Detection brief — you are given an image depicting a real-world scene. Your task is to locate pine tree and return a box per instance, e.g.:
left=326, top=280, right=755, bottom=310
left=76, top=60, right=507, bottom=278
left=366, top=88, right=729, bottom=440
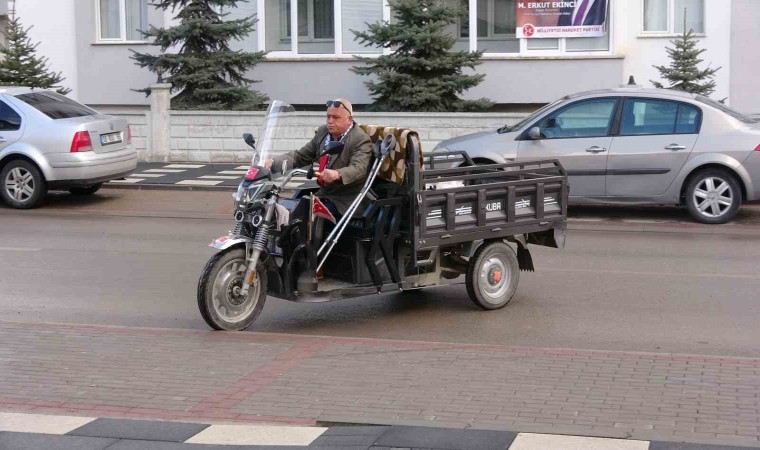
left=131, top=0, right=267, bottom=111
left=651, top=13, right=719, bottom=96
left=352, top=0, right=492, bottom=112
left=0, top=13, right=71, bottom=95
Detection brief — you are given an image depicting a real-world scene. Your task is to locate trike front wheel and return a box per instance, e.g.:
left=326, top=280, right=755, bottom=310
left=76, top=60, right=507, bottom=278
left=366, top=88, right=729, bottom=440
left=197, top=247, right=267, bottom=330
left=466, top=241, right=519, bottom=310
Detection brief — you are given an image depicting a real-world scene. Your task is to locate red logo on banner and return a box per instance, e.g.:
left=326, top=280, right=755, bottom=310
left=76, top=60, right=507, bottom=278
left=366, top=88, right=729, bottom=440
left=523, top=24, right=535, bottom=37
left=312, top=196, right=336, bottom=224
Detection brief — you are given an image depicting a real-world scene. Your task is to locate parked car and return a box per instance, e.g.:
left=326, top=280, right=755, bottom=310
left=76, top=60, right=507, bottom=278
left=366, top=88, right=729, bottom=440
left=433, top=87, right=760, bottom=224
left=0, top=87, right=137, bottom=209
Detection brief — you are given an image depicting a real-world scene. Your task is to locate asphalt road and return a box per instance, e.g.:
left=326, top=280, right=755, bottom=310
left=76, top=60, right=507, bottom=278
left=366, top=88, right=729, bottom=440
left=1, top=189, right=759, bottom=357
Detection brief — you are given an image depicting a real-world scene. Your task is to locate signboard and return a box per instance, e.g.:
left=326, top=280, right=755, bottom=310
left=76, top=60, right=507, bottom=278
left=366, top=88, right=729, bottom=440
left=516, top=0, right=609, bottom=38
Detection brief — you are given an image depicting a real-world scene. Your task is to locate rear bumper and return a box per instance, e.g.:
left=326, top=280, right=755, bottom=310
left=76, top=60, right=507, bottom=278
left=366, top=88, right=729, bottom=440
left=43, top=149, right=138, bottom=186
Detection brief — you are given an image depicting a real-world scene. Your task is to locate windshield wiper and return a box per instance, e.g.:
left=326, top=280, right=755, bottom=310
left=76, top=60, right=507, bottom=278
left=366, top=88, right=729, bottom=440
left=497, top=125, right=511, bottom=133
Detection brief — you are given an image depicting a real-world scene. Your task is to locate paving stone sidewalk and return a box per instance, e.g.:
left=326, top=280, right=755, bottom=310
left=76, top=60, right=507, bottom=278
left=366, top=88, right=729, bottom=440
left=1, top=321, right=759, bottom=448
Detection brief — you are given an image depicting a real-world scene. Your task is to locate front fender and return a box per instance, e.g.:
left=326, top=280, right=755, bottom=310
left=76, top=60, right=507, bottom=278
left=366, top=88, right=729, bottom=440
left=210, top=235, right=253, bottom=251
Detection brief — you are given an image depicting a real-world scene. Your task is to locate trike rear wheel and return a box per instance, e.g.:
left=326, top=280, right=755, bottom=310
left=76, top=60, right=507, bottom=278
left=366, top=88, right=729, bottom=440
left=466, top=241, right=519, bottom=310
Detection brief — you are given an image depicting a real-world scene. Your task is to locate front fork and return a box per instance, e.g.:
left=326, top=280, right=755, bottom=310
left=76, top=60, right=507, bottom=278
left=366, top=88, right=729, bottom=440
left=239, top=195, right=278, bottom=297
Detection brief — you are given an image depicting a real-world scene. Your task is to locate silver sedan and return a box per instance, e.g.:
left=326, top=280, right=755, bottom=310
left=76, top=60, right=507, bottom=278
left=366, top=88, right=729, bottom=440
left=433, top=87, right=760, bottom=224
left=0, top=87, right=137, bottom=209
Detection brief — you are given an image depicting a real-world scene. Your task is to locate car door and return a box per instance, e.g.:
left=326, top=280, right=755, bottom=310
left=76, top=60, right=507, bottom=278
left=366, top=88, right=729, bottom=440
left=517, top=97, right=619, bottom=198
left=605, top=98, right=700, bottom=197
left=0, top=97, right=24, bottom=152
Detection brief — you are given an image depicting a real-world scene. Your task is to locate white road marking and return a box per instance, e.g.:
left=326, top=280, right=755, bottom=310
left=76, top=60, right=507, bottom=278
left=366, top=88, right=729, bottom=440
left=142, top=169, right=186, bottom=173
left=199, top=175, right=240, bottom=180
left=0, top=412, right=96, bottom=434
left=235, top=165, right=251, bottom=169
left=108, top=178, right=144, bottom=183
left=185, top=424, right=327, bottom=446
left=218, top=170, right=249, bottom=175
left=164, top=164, right=206, bottom=168
left=175, top=180, right=224, bottom=186
left=132, top=173, right=165, bottom=178
left=508, top=433, right=649, bottom=450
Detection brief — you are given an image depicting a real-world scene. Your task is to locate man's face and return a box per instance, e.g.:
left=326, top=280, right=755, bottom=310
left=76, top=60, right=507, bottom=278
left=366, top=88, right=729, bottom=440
left=326, top=105, right=352, bottom=136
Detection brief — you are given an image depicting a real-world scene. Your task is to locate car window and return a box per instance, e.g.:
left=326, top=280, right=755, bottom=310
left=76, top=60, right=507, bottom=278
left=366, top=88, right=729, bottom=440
left=675, top=104, right=701, bottom=134
left=538, top=98, right=618, bottom=139
left=620, top=99, right=679, bottom=136
left=14, top=91, right=97, bottom=120
left=0, top=100, right=22, bottom=131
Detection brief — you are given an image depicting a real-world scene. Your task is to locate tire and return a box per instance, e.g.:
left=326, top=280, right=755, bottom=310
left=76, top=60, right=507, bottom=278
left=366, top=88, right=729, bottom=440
left=0, top=159, right=47, bottom=209
left=197, top=247, right=267, bottom=331
left=466, top=241, right=520, bottom=310
left=685, top=168, right=742, bottom=224
left=69, top=183, right=103, bottom=196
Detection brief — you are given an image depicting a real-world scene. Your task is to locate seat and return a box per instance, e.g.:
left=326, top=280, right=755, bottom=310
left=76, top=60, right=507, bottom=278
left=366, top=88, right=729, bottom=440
left=323, top=125, right=423, bottom=287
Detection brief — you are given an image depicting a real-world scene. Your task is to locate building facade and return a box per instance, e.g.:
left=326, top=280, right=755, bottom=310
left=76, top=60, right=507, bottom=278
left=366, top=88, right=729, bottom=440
left=10, top=0, right=760, bottom=113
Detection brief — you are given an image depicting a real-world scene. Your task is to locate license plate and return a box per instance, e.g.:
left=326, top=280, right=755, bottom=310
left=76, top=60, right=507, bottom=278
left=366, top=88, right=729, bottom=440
left=100, top=132, right=122, bottom=146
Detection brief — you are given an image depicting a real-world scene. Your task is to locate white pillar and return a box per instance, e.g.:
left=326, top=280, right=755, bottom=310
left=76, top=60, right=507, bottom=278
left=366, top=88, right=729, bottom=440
left=149, top=83, right=172, bottom=162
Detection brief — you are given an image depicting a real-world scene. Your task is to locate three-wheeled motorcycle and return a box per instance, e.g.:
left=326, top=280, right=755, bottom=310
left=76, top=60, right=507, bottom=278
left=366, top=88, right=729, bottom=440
left=197, top=101, right=569, bottom=331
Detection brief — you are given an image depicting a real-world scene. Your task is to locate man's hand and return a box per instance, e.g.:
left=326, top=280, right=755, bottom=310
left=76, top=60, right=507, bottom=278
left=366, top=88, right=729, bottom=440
left=263, top=159, right=274, bottom=169
left=314, top=168, right=341, bottom=184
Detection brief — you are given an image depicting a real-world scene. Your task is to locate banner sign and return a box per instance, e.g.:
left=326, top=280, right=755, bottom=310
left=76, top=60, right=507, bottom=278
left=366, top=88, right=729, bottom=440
left=516, top=0, right=609, bottom=38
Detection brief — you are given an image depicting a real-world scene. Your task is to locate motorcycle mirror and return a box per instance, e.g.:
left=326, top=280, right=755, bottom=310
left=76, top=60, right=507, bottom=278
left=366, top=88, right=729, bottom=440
left=324, top=141, right=344, bottom=155
left=243, top=133, right=256, bottom=148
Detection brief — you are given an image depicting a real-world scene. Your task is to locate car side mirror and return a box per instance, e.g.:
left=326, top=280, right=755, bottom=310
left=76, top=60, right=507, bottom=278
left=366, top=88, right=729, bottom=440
left=243, top=133, right=256, bottom=148
left=528, top=127, right=543, bottom=140
left=324, top=141, right=345, bottom=155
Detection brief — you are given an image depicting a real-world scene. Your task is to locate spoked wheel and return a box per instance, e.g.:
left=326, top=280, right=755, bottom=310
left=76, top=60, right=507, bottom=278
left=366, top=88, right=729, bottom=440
left=466, top=241, right=520, bottom=310
left=685, top=168, right=741, bottom=224
left=197, top=247, right=267, bottom=331
left=1, top=160, right=47, bottom=209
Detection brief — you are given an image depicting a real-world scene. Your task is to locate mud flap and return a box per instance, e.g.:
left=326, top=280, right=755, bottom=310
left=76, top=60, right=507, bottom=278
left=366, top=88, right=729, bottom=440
left=516, top=245, right=535, bottom=272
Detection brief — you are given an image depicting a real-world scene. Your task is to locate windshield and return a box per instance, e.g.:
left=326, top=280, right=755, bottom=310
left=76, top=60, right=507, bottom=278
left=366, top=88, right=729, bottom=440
left=696, top=96, right=759, bottom=124
left=252, top=100, right=298, bottom=170
left=502, top=98, right=566, bottom=132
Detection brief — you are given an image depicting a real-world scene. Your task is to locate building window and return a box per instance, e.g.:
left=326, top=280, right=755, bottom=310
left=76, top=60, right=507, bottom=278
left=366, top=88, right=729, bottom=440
left=643, top=0, right=704, bottom=34
left=97, top=0, right=148, bottom=41
left=273, top=0, right=335, bottom=53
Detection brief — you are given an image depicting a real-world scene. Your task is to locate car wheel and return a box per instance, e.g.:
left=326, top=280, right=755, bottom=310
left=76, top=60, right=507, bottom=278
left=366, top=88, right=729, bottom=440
left=69, top=183, right=103, bottom=196
left=0, top=159, right=47, bottom=209
left=685, top=168, right=741, bottom=224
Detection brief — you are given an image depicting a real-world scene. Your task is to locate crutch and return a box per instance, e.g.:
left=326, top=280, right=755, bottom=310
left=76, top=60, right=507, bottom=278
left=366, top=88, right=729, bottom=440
left=316, top=134, right=396, bottom=273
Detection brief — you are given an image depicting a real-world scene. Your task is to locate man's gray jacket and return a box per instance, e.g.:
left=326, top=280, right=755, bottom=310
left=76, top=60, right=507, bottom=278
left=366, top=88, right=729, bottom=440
left=271, top=123, right=373, bottom=215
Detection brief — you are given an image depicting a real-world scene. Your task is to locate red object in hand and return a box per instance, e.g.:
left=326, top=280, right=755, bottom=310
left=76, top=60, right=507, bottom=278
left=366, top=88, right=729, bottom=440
left=317, top=155, right=329, bottom=186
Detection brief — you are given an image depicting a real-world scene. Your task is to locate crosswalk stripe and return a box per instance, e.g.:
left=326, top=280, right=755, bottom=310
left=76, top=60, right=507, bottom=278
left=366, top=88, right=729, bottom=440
left=235, top=165, right=250, bottom=170
left=164, top=164, right=206, bottom=168
left=142, top=169, right=186, bottom=173
left=175, top=180, right=224, bottom=186
left=508, top=433, right=649, bottom=450
left=218, top=170, right=249, bottom=175
left=0, top=412, right=96, bottom=435
left=133, top=173, right=165, bottom=178
left=199, top=175, right=241, bottom=180
left=185, top=424, right=327, bottom=446
left=109, top=178, right=144, bottom=183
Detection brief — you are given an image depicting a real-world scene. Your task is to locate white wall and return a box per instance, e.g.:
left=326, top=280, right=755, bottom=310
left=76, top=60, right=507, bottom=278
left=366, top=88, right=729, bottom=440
left=615, top=0, right=732, bottom=103
left=14, top=0, right=79, bottom=98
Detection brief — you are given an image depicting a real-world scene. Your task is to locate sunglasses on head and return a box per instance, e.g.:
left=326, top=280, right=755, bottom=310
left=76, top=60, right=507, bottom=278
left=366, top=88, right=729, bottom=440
left=326, top=100, right=351, bottom=114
